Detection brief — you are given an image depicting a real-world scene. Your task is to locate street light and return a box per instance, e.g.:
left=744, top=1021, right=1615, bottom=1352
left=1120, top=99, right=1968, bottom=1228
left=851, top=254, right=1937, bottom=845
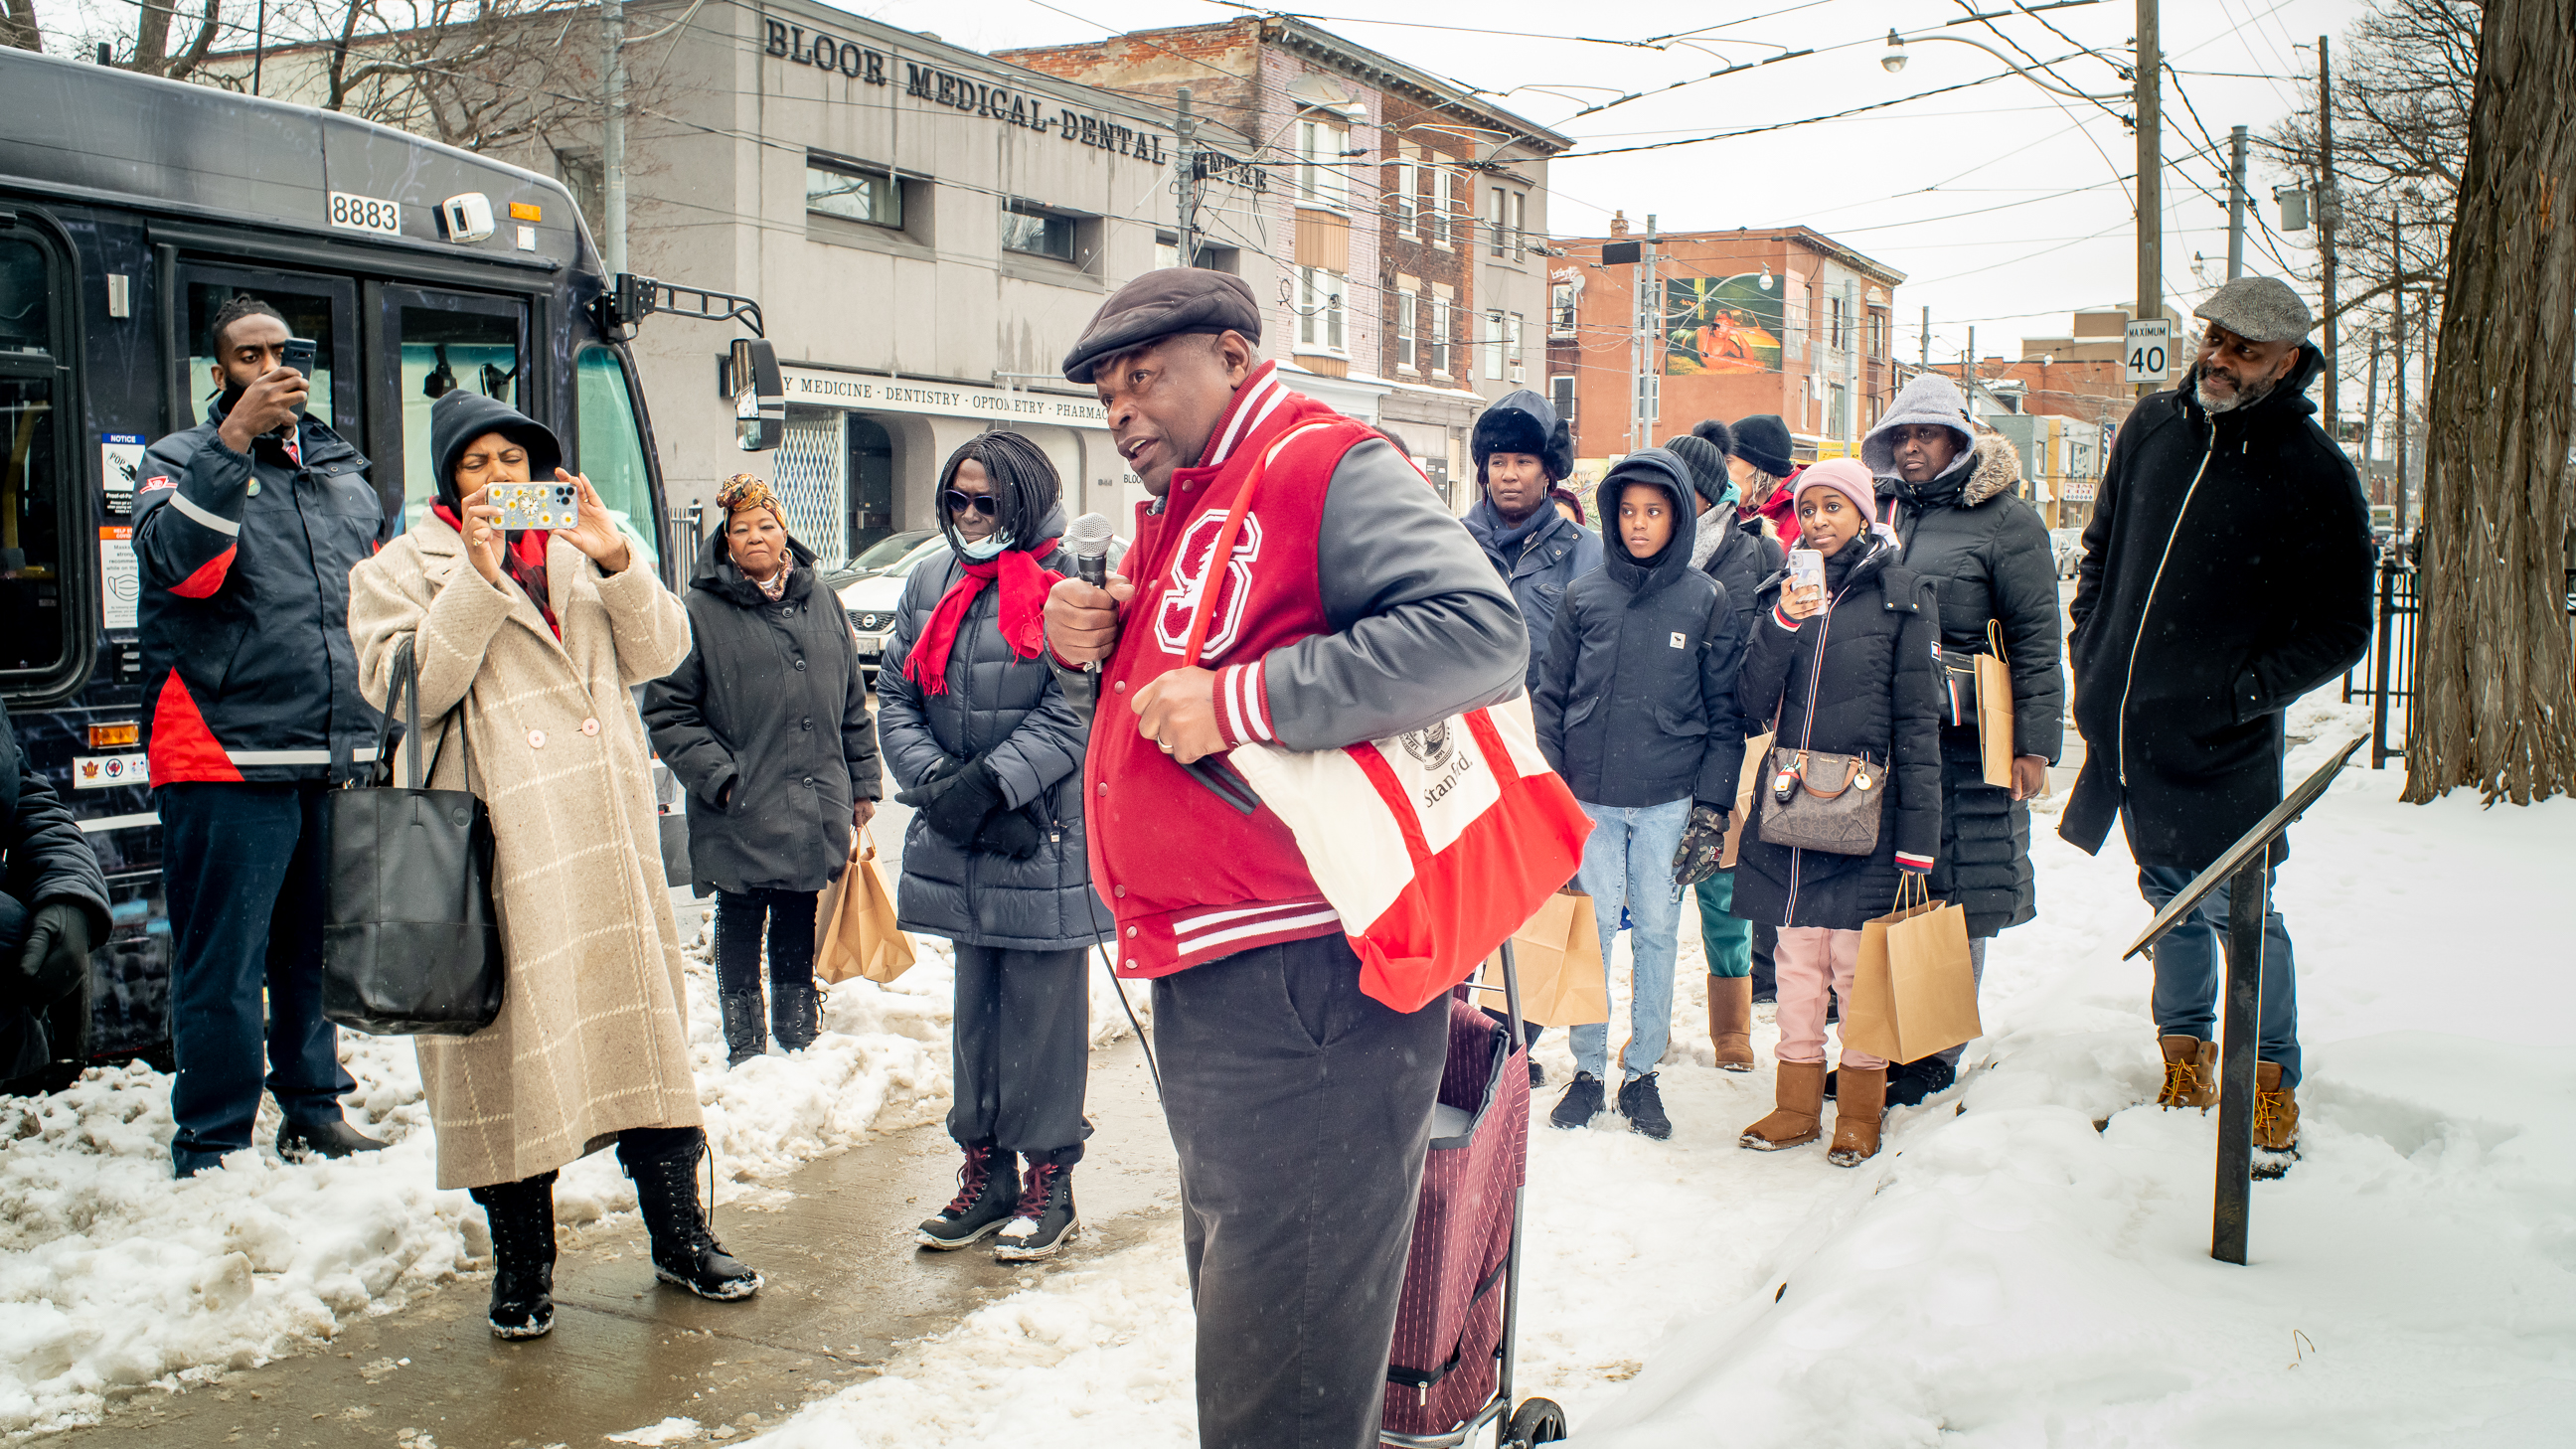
left=1879, top=28, right=2128, bottom=100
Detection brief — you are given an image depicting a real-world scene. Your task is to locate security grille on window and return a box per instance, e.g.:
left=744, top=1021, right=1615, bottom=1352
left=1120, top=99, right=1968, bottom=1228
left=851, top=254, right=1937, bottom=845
left=1431, top=295, right=1452, bottom=375
left=1550, top=281, right=1577, bottom=338
left=1296, top=267, right=1346, bottom=355
left=1297, top=118, right=1349, bottom=210
left=806, top=158, right=902, bottom=229
left=1395, top=288, right=1418, bottom=370
left=1003, top=203, right=1076, bottom=261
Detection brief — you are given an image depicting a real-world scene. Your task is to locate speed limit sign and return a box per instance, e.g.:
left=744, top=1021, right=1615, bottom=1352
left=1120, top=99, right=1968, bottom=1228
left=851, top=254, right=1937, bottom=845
left=2125, top=319, right=2173, bottom=383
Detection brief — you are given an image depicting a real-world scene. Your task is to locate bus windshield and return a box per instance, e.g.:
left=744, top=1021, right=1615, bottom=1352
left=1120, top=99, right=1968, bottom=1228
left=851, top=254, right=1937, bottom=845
left=576, top=346, right=659, bottom=573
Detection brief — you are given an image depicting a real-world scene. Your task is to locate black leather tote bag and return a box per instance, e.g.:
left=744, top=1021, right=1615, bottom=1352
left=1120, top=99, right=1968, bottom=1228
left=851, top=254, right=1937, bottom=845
left=322, top=637, right=506, bottom=1035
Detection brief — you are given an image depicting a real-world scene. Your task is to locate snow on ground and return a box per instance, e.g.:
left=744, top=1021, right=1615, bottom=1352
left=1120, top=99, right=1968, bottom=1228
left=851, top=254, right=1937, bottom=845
left=0, top=868, right=1142, bottom=1436
left=732, top=695, right=2576, bottom=1448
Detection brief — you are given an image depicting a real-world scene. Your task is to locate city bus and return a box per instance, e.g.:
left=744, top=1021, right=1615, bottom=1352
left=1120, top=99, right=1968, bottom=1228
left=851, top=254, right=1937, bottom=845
left=0, top=47, right=774, bottom=1088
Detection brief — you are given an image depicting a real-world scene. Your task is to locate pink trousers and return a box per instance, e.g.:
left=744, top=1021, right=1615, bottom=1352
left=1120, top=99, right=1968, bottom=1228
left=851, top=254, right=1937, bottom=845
left=1773, top=925, right=1886, bottom=1071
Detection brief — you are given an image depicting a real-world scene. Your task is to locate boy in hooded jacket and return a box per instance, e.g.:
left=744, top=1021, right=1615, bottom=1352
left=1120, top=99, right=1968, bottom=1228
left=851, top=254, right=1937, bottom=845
left=1730, top=460, right=1944, bottom=1167
left=1532, top=448, right=1746, bottom=1141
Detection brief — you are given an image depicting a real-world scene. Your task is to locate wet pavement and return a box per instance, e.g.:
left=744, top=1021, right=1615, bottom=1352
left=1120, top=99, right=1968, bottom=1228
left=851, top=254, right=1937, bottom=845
left=62, top=1035, right=1177, bottom=1447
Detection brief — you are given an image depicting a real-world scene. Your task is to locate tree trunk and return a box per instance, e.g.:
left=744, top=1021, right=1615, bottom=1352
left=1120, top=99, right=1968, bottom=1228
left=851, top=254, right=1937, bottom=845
left=2405, top=0, right=2576, bottom=804
left=132, top=0, right=172, bottom=72
left=3, top=0, right=41, bottom=52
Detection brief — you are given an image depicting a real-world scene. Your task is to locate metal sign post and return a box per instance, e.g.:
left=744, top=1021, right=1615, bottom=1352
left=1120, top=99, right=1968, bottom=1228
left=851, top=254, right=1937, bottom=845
left=2124, top=735, right=2364, bottom=1265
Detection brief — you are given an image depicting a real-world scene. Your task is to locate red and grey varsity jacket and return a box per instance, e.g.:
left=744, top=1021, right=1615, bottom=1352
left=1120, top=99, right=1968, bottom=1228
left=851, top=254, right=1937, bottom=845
left=131, top=399, right=384, bottom=786
left=1080, top=363, right=1528, bottom=978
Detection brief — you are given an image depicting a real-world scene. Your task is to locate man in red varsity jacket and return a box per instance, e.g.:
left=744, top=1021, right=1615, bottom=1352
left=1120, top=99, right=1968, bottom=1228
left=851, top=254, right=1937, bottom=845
left=1046, top=270, right=1527, bottom=1449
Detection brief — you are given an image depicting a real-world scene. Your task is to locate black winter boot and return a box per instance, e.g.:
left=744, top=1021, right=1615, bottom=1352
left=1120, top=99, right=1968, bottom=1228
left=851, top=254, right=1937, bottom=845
left=468, top=1171, right=558, bottom=1340
left=994, top=1160, right=1079, bottom=1262
left=720, top=988, right=768, bottom=1068
left=916, top=1143, right=1020, bottom=1249
left=629, top=1147, right=762, bottom=1301
left=1617, top=1071, right=1673, bottom=1141
left=770, top=975, right=820, bottom=1054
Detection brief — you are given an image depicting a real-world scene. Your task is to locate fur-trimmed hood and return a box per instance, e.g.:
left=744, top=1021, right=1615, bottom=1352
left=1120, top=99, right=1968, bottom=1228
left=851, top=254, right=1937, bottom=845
left=1877, top=433, right=2023, bottom=514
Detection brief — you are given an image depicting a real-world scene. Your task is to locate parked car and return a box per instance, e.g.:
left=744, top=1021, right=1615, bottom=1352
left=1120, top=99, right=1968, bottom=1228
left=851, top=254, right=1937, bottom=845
left=2049, top=527, right=2086, bottom=580
left=837, top=533, right=953, bottom=682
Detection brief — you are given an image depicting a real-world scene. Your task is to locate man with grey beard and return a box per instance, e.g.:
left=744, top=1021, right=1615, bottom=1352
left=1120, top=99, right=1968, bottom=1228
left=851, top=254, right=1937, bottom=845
left=2059, top=276, right=2372, bottom=1166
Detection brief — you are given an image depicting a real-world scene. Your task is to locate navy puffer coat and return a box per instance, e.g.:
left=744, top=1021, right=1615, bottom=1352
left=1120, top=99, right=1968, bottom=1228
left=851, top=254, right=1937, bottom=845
left=877, top=508, right=1110, bottom=953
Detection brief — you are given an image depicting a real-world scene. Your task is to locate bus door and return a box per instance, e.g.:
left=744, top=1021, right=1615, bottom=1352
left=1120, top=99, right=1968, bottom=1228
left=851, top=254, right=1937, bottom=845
left=170, top=262, right=361, bottom=443
left=369, top=283, right=528, bottom=536
left=0, top=220, right=89, bottom=707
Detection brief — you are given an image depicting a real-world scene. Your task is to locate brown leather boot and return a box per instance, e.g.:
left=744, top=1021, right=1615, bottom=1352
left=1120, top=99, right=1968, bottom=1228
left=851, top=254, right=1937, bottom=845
left=2157, top=1036, right=2218, bottom=1110
left=1708, top=974, right=1755, bottom=1072
left=2253, top=1061, right=2300, bottom=1152
left=1828, top=1065, right=1888, bottom=1167
left=1740, top=1060, right=1825, bottom=1150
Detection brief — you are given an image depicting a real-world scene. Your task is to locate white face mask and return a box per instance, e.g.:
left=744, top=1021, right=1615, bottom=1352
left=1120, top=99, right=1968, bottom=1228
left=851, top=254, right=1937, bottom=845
left=959, top=529, right=1013, bottom=562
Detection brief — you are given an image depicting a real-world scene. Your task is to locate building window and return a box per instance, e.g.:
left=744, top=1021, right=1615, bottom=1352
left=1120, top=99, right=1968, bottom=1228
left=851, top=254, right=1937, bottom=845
left=1511, top=191, right=1528, bottom=261
left=1549, top=281, right=1577, bottom=338
left=1002, top=202, right=1076, bottom=261
left=1155, top=233, right=1180, bottom=271
left=1829, top=383, right=1850, bottom=439
left=1489, top=187, right=1507, bottom=257
left=1296, top=266, right=1347, bottom=355
left=1392, top=153, right=1417, bottom=235
left=1828, top=293, right=1851, bottom=352
left=1297, top=117, right=1350, bottom=211
left=1480, top=310, right=1501, bottom=381
left=1507, top=312, right=1525, bottom=385
left=1431, top=167, right=1453, bottom=249
left=807, top=157, right=902, bottom=229
left=1431, top=295, right=1452, bottom=376
left=1548, top=374, right=1576, bottom=427
left=1395, top=287, right=1418, bottom=371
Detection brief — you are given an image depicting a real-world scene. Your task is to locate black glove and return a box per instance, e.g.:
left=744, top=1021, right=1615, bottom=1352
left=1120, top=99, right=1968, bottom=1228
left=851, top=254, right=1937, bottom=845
left=1672, top=803, right=1731, bottom=886
left=974, top=807, right=1046, bottom=860
left=897, top=756, right=1005, bottom=846
left=13, top=902, right=94, bottom=1004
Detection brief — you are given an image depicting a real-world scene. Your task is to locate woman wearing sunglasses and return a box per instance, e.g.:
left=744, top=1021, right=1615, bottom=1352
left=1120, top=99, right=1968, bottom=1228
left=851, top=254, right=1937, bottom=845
left=879, top=430, right=1109, bottom=1263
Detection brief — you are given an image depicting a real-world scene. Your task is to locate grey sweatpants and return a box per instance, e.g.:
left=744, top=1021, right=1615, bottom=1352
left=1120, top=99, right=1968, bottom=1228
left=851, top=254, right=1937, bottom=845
left=1153, top=933, right=1448, bottom=1449
left=947, top=944, right=1092, bottom=1162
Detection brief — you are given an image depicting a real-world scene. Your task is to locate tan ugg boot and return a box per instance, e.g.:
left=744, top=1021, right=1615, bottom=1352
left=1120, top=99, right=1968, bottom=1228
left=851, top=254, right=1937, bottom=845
left=2253, top=1061, right=2300, bottom=1152
left=1740, top=1060, right=1825, bottom=1150
left=1827, top=1065, right=1888, bottom=1167
left=1708, top=974, right=1755, bottom=1072
left=2157, top=1036, right=2218, bottom=1110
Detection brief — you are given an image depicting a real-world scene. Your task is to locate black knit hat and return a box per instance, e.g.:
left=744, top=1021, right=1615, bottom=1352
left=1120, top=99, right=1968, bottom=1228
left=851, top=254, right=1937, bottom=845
left=1730, top=413, right=1796, bottom=478
left=1662, top=434, right=1733, bottom=508
left=1690, top=417, right=1735, bottom=459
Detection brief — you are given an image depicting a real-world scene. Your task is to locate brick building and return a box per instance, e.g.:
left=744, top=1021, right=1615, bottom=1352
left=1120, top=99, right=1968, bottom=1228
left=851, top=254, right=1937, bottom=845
left=1545, top=220, right=1903, bottom=471
left=1002, top=16, right=1567, bottom=510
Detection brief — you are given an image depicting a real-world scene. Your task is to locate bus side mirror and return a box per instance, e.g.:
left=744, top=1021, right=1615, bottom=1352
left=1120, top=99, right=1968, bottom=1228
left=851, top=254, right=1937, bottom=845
left=730, top=338, right=783, bottom=451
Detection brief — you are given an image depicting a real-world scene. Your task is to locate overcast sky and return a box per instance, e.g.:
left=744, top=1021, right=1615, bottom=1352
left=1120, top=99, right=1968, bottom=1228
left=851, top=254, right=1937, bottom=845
left=847, top=0, right=2375, bottom=366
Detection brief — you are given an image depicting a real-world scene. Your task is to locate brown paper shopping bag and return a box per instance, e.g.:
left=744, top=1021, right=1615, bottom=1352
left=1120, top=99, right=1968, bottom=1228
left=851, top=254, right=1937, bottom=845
left=1473, top=889, right=1610, bottom=1027
left=1720, top=730, right=1774, bottom=870
left=1976, top=619, right=2016, bottom=790
left=1843, top=876, right=1980, bottom=1062
left=815, top=837, right=916, bottom=986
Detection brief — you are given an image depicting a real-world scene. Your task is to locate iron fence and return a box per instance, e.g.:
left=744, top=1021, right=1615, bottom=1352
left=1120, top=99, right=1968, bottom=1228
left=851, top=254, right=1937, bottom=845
left=2341, top=557, right=2418, bottom=769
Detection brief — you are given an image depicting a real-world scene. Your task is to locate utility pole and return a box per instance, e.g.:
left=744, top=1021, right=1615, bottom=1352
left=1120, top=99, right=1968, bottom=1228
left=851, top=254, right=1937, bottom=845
left=2226, top=124, right=2248, bottom=281
left=1963, top=326, right=1976, bottom=419
left=2134, top=0, right=2161, bottom=402
left=1920, top=304, right=1931, bottom=373
left=1844, top=277, right=1860, bottom=455
left=1630, top=215, right=1660, bottom=455
left=1174, top=86, right=1200, bottom=267
left=2392, top=222, right=2408, bottom=544
left=2362, top=329, right=2382, bottom=492
left=604, top=0, right=628, bottom=277
left=2318, top=35, right=2338, bottom=443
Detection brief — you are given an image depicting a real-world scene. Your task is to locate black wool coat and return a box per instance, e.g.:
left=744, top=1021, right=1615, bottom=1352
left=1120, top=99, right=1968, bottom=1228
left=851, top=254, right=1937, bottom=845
left=1533, top=457, right=1747, bottom=810
left=1, top=700, right=111, bottom=1070
left=642, top=535, right=882, bottom=895
left=877, top=528, right=1110, bottom=954
left=1702, top=515, right=1787, bottom=642
left=1878, top=437, right=2065, bottom=937
left=1731, top=535, right=1946, bottom=932
left=2062, top=346, right=2372, bottom=870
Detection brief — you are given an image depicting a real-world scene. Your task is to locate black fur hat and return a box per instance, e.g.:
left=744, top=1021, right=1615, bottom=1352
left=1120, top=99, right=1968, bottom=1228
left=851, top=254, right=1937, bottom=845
left=1471, top=389, right=1574, bottom=484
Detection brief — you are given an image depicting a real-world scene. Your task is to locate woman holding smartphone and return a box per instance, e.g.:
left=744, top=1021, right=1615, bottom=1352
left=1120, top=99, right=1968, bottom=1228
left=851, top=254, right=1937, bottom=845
left=347, top=390, right=760, bottom=1342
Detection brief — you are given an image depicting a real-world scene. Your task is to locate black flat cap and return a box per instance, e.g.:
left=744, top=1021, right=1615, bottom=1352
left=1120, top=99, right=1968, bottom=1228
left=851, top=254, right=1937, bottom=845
left=1062, top=267, right=1262, bottom=384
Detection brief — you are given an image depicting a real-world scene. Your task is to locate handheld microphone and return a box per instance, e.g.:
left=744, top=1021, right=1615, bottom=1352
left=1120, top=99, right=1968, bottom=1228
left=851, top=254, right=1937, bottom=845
left=1067, top=512, right=1116, bottom=588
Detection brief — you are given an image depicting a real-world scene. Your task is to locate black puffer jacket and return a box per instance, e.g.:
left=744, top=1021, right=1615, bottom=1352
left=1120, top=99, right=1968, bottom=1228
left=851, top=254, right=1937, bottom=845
left=1532, top=450, right=1746, bottom=809
left=2063, top=345, right=2371, bottom=870
left=1, top=700, right=110, bottom=1070
left=878, top=516, right=1109, bottom=953
left=1874, top=437, right=2064, bottom=936
left=642, top=533, right=881, bottom=895
left=1731, top=534, right=1945, bottom=931
left=1702, top=517, right=1786, bottom=642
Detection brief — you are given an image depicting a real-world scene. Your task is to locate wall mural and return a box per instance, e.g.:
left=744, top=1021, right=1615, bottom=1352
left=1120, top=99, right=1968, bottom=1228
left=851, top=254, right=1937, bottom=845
left=1663, top=274, right=1783, bottom=375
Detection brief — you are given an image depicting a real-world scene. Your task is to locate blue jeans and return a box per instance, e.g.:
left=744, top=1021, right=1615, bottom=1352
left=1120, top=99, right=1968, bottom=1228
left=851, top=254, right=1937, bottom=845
left=1571, top=798, right=1690, bottom=1082
left=160, top=782, right=357, bottom=1175
left=2138, top=865, right=2301, bottom=1088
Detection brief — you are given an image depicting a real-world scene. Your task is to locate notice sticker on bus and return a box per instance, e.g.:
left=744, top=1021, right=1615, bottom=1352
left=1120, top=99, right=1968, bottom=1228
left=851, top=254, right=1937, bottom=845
left=328, top=191, right=402, bottom=237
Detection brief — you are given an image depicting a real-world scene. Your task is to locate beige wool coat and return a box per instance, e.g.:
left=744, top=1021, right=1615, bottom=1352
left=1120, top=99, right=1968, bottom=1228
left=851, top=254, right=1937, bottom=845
left=347, top=514, right=701, bottom=1191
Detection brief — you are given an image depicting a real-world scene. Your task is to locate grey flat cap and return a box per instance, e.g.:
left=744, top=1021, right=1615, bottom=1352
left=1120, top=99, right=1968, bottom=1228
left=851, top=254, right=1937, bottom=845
left=2193, top=276, right=2314, bottom=343
left=1062, top=267, right=1262, bottom=384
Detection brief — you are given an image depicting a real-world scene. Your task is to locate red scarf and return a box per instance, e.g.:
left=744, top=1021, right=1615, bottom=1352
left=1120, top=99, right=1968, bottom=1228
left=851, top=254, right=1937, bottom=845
left=904, top=544, right=1062, bottom=697
left=432, top=503, right=560, bottom=639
